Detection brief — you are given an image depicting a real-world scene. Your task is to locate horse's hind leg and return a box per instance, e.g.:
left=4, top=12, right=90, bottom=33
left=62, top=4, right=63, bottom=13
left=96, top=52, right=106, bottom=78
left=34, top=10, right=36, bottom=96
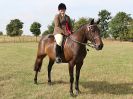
left=34, top=54, right=46, bottom=84
left=47, top=59, right=55, bottom=85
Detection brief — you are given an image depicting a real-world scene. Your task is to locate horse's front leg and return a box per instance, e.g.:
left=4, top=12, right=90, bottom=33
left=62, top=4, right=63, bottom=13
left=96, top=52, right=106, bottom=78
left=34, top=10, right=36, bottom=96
left=68, top=62, right=75, bottom=96
left=75, top=61, right=83, bottom=95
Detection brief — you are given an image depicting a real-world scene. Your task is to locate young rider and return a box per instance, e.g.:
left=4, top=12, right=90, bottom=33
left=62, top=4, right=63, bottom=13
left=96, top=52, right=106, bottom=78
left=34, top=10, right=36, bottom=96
left=53, top=3, right=73, bottom=63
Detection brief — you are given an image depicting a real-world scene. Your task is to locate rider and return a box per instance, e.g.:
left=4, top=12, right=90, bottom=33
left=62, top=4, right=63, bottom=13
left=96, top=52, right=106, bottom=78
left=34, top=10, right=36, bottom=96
left=53, top=3, right=73, bottom=63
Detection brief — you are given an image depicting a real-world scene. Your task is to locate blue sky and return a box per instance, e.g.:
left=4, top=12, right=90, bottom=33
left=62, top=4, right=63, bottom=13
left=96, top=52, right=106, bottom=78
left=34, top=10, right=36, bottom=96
left=0, top=0, right=133, bottom=35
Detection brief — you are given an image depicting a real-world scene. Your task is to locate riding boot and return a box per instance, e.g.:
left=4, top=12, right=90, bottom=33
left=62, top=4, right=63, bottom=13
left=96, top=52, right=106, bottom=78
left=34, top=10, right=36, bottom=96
left=55, top=44, right=62, bottom=63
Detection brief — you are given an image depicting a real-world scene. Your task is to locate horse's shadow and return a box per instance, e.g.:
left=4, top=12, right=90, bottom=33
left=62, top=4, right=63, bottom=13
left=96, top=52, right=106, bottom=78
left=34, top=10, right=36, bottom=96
left=37, top=80, right=133, bottom=95
left=81, top=81, right=133, bottom=95
left=38, top=80, right=68, bottom=85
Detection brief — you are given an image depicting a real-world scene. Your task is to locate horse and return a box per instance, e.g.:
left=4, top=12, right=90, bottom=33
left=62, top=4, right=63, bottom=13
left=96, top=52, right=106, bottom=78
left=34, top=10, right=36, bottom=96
left=34, top=19, right=103, bottom=96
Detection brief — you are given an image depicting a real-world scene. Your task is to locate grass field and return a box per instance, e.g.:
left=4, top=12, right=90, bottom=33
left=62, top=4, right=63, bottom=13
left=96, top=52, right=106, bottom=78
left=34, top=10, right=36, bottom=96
left=0, top=40, right=133, bottom=99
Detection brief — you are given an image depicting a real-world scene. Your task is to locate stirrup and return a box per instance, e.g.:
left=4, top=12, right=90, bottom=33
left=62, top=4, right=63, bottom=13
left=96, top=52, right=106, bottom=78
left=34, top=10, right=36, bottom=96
left=55, top=57, right=62, bottom=63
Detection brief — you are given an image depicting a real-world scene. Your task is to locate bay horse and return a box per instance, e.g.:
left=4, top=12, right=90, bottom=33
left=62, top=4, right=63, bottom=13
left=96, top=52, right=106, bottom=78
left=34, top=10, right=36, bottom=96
left=34, top=19, right=103, bottom=96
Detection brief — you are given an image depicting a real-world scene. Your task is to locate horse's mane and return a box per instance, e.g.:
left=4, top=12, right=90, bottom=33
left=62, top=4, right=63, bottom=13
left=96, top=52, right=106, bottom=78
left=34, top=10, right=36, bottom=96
left=73, top=24, right=87, bottom=34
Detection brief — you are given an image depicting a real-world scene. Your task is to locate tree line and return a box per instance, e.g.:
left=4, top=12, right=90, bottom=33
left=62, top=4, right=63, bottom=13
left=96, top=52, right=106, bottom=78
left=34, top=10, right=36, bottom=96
left=0, top=10, right=133, bottom=41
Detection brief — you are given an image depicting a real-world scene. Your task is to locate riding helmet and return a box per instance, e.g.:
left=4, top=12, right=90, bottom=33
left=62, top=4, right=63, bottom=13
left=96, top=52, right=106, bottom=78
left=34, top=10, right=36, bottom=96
left=58, top=3, right=66, bottom=10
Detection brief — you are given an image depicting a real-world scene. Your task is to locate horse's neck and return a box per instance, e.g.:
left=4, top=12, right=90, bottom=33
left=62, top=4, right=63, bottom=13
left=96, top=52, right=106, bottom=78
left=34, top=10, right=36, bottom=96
left=71, top=26, right=87, bottom=43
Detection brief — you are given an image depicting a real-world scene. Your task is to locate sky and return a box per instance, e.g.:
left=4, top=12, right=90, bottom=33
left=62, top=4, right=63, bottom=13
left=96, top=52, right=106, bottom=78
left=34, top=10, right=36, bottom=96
left=0, top=0, right=133, bottom=35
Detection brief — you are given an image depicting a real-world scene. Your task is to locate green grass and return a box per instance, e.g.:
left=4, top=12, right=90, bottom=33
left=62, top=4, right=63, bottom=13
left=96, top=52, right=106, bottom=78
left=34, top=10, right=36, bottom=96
left=0, top=40, right=133, bottom=99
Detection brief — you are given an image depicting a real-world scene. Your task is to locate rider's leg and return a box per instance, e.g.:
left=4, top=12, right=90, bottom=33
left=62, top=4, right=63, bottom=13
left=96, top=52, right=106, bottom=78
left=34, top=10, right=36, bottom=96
left=54, top=34, right=63, bottom=63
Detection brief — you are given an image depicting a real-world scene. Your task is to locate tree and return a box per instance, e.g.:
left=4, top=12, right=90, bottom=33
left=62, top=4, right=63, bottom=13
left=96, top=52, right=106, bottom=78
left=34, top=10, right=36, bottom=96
left=42, top=21, right=54, bottom=36
left=0, top=31, right=3, bottom=36
left=98, top=9, right=112, bottom=38
left=128, top=19, right=133, bottom=41
left=30, top=22, right=41, bottom=41
left=6, top=19, right=23, bottom=36
left=74, top=17, right=89, bottom=31
left=109, top=12, right=132, bottom=40
left=47, top=21, right=54, bottom=34
left=42, top=30, right=50, bottom=36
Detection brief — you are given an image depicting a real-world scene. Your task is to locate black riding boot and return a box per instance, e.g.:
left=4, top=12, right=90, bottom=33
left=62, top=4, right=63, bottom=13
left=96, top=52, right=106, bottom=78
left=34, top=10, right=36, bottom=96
left=55, top=44, right=62, bottom=63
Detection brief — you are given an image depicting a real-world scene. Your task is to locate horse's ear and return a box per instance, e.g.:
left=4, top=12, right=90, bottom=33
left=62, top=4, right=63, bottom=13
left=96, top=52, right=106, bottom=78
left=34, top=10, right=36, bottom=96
left=96, top=19, right=100, bottom=24
left=90, top=19, right=94, bottom=25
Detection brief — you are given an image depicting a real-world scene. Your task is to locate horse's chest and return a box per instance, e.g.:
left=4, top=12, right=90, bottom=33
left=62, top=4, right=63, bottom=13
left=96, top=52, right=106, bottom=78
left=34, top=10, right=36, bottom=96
left=75, top=47, right=87, bottom=61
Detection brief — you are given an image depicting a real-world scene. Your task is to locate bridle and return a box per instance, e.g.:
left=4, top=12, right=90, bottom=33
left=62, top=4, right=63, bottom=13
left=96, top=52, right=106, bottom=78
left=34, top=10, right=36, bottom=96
left=68, top=24, right=99, bottom=49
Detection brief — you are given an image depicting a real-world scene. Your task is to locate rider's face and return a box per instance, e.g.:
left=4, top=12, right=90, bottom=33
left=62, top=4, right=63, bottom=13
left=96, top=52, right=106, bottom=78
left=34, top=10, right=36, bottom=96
left=59, top=9, right=66, bottom=16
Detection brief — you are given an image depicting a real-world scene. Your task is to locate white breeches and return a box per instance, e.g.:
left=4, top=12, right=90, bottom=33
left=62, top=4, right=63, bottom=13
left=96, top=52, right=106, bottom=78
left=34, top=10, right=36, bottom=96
left=54, top=34, right=63, bottom=46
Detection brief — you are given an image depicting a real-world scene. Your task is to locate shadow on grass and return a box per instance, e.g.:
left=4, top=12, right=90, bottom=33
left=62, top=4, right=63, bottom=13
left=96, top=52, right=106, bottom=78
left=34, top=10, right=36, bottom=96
left=81, top=81, right=133, bottom=95
left=37, top=80, right=133, bottom=95
left=38, top=80, right=68, bottom=85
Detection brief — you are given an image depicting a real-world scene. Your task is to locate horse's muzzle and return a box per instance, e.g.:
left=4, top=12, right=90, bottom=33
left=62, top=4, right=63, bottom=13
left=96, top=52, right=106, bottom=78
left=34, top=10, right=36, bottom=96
left=95, top=44, right=103, bottom=50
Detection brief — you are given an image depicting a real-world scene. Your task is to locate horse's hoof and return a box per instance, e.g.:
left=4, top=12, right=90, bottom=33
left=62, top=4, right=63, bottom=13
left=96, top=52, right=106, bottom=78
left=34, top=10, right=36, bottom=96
left=55, top=58, right=62, bottom=63
left=34, top=80, right=38, bottom=84
left=34, top=82, right=38, bottom=85
left=70, top=91, right=74, bottom=97
left=76, top=90, right=81, bottom=96
left=48, top=82, right=52, bottom=85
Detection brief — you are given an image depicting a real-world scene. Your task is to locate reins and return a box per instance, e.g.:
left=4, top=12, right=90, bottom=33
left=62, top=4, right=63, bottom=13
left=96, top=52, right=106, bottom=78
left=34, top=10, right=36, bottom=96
left=68, top=36, right=95, bottom=48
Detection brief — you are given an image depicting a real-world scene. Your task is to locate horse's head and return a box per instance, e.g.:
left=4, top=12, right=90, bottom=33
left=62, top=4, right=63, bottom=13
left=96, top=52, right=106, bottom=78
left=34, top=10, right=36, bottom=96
left=85, top=19, right=103, bottom=50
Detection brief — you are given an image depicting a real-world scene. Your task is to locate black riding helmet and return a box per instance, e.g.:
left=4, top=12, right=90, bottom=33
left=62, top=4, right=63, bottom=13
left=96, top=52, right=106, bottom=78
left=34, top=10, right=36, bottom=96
left=58, top=3, right=66, bottom=10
